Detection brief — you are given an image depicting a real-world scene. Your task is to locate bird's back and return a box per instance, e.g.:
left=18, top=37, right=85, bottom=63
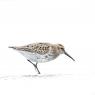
left=18, top=43, right=59, bottom=63
left=28, top=43, right=50, bottom=54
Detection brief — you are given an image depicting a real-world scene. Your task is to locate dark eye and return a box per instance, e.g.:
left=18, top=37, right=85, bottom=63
left=61, top=48, right=64, bottom=50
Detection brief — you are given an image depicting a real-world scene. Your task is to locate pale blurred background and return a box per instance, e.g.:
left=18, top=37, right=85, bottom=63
left=0, top=0, right=95, bottom=95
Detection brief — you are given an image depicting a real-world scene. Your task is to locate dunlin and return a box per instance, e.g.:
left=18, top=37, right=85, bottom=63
left=9, top=42, right=75, bottom=74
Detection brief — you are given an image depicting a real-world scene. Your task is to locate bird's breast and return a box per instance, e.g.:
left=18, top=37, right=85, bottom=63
left=19, top=51, right=59, bottom=63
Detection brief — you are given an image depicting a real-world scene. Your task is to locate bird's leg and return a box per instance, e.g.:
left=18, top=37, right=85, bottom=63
left=35, top=62, right=40, bottom=74
left=27, top=60, right=40, bottom=74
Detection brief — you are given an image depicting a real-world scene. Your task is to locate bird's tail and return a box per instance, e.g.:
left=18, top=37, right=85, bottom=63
left=8, top=46, right=17, bottom=49
left=8, top=46, right=25, bottom=51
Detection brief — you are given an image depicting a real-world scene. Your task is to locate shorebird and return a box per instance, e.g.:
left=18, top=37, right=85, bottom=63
left=9, top=42, right=75, bottom=74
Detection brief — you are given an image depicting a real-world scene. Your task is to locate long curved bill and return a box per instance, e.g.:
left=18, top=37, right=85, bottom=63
left=64, top=51, right=75, bottom=61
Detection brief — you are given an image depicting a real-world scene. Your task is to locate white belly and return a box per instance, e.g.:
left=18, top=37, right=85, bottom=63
left=19, top=51, right=58, bottom=63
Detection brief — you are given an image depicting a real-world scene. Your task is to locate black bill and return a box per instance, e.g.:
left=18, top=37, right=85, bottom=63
left=64, top=51, right=75, bottom=61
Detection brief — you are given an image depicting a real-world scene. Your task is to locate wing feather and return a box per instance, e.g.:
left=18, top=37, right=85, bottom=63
left=28, top=43, right=50, bottom=55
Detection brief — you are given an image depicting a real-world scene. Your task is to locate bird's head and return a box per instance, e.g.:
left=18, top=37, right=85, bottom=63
left=56, top=44, right=64, bottom=54
left=56, top=44, right=75, bottom=61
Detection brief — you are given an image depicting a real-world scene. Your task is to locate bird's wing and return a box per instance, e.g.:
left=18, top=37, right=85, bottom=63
left=9, top=43, right=51, bottom=55
left=28, top=43, right=50, bottom=55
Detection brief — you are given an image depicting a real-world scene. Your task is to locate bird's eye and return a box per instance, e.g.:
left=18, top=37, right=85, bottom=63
left=61, top=48, right=64, bottom=50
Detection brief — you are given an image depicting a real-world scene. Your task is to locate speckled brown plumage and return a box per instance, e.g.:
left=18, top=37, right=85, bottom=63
left=26, top=43, right=50, bottom=54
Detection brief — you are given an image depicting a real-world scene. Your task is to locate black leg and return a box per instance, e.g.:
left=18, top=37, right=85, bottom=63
left=27, top=60, right=40, bottom=74
left=35, top=62, right=40, bottom=74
